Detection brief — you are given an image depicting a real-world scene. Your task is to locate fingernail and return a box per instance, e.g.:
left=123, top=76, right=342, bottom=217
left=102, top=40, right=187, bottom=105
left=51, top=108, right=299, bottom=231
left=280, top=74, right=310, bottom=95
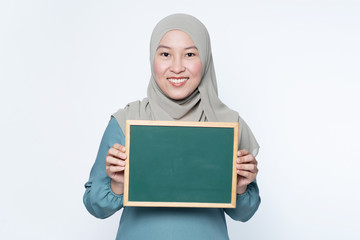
left=237, top=158, right=240, bottom=163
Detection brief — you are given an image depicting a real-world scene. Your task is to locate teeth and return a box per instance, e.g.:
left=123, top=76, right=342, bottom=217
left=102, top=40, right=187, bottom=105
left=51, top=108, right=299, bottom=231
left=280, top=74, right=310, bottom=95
left=167, top=78, right=188, bottom=83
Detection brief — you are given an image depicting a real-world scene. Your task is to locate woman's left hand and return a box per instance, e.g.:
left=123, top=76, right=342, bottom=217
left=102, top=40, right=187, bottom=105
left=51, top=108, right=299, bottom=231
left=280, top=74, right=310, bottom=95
left=236, top=149, right=258, bottom=194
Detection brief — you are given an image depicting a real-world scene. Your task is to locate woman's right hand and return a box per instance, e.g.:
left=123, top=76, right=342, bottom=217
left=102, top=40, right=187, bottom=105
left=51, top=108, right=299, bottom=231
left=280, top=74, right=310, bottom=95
left=105, top=143, right=126, bottom=194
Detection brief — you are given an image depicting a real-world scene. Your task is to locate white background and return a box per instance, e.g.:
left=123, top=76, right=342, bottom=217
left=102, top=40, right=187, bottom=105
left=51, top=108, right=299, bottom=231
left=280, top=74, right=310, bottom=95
left=1, top=0, right=359, bottom=239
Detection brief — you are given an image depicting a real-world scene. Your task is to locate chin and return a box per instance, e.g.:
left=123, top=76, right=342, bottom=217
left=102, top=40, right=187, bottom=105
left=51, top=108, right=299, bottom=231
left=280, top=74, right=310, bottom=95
left=167, top=93, right=189, bottom=100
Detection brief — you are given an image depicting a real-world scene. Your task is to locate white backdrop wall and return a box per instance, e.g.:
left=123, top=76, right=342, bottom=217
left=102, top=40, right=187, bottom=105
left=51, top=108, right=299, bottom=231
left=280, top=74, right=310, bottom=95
left=1, top=0, right=359, bottom=239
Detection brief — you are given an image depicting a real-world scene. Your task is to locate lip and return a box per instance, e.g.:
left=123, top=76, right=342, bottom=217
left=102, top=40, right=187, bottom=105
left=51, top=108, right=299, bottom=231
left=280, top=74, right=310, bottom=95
left=168, top=77, right=188, bottom=79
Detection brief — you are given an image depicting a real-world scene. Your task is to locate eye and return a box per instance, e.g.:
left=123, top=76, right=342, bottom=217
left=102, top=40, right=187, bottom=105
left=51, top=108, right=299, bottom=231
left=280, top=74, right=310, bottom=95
left=186, top=53, right=195, bottom=57
left=161, top=52, right=170, bottom=57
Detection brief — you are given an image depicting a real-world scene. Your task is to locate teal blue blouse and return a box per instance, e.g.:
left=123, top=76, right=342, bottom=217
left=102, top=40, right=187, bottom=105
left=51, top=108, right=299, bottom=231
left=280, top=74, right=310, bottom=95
left=83, top=118, right=261, bottom=240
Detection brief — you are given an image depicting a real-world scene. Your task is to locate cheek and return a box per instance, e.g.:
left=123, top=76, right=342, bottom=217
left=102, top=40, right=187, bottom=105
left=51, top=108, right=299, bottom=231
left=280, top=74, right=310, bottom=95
left=153, top=59, right=162, bottom=79
left=190, top=61, right=202, bottom=79
left=153, top=58, right=168, bottom=79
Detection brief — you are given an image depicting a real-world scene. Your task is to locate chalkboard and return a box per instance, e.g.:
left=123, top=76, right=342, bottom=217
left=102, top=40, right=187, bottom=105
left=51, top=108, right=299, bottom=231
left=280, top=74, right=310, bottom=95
left=124, top=120, right=239, bottom=208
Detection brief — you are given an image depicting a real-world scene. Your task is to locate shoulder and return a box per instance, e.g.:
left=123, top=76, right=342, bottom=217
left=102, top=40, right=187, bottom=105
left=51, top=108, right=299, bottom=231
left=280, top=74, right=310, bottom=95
left=101, top=117, right=125, bottom=146
left=105, top=117, right=124, bottom=135
left=112, top=98, right=150, bottom=130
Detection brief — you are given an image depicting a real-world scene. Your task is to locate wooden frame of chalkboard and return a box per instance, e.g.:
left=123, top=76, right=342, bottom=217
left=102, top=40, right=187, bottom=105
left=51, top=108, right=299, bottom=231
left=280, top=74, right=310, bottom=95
left=124, top=120, right=239, bottom=208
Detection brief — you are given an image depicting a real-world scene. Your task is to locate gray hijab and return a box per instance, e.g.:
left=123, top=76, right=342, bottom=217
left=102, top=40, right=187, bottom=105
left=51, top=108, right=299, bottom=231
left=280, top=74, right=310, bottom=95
left=112, top=13, right=259, bottom=154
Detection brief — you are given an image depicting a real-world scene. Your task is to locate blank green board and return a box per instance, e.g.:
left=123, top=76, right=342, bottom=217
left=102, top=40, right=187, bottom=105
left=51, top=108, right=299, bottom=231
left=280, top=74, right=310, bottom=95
left=124, top=120, right=238, bottom=208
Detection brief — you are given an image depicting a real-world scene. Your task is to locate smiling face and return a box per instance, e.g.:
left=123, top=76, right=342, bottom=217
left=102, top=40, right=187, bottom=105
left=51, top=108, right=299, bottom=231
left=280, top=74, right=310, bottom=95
left=153, top=30, right=202, bottom=100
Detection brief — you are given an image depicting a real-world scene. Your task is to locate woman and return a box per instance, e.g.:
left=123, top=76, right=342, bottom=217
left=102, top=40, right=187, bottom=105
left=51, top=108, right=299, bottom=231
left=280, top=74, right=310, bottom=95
left=83, top=13, right=260, bottom=240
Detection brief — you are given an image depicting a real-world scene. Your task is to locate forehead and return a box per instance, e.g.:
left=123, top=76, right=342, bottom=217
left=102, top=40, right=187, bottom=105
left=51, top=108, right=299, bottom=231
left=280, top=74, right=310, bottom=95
left=157, top=30, right=196, bottom=48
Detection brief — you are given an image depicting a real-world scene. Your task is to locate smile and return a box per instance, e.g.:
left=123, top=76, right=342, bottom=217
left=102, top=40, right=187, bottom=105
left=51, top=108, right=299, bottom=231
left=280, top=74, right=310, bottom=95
left=167, top=78, right=189, bottom=87
left=167, top=78, right=189, bottom=84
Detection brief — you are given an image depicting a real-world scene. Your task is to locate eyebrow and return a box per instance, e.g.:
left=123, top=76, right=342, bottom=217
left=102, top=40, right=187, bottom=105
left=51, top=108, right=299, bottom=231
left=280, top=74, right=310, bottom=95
left=156, top=45, right=198, bottom=50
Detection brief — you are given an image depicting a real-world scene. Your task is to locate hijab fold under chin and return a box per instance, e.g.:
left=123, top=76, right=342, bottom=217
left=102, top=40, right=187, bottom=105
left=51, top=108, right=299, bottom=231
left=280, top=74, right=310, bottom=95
left=147, top=77, right=202, bottom=120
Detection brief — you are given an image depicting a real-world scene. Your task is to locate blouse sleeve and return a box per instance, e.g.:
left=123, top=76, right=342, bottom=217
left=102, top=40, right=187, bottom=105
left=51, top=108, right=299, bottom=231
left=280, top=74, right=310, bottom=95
left=224, top=116, right=261, bottom=221
left=224, top=180, right=261, bottom=221
left=83, top=117, right=125, bottom=219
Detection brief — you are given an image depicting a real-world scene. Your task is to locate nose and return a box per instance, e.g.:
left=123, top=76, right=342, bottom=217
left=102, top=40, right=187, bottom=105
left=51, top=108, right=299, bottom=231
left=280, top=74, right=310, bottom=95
left=170, top=56, right=185, bottom=73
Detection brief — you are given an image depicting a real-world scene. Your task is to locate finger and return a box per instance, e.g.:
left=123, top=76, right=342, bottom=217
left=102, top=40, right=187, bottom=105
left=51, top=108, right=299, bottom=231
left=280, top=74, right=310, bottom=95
left=107, top=165, right=125, bottom=173
left=238, top=149, right=249, bottom=157
left=237, top=170, right=256, bottom=180
left=108, top=148, right=127, bottom=160
left=112, top=143, right=126, bottom=152
left=237, top=154, right=255, bottom=164
left=106, top=156, right=126, bottom=167
left=236, top=164, right=258, bottom=173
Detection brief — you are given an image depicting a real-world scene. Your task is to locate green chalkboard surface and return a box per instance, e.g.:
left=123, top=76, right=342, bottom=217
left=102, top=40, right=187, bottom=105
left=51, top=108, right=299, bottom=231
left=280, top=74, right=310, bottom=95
left=124, top=120, right=239, bottom=208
